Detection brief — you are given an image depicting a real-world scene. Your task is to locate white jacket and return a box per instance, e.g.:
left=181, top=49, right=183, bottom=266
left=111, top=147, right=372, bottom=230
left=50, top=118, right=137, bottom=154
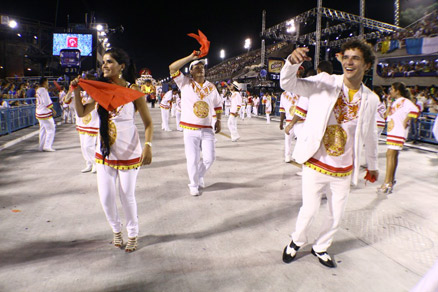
left=280, top=59, right=379, bottom=185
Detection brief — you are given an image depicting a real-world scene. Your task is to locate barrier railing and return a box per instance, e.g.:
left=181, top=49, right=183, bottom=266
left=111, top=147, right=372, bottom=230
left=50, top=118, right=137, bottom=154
left=0, top=98, right=61, bottom=136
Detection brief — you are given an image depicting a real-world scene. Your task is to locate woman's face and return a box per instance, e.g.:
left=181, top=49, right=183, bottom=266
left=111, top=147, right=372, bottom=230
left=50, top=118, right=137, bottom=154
left=389, top=86, right=399, bottom=98
left=102, top=53, right=124, bottom=79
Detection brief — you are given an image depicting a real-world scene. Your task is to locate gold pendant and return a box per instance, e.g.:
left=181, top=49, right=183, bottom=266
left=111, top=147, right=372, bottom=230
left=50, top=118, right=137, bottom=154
left=387, top=119, right=394, bottom=132
left=82, top=113, right=92, bottom=125
left=193, top=101, right=209, bottom=118
left=108, top=120, right=117, bottom=146
left=323, top=125, right=347, bottom=157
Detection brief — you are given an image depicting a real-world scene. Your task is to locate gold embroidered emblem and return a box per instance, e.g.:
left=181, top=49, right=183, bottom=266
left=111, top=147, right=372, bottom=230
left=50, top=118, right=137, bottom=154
left=193, top=101, right=209, bottom=118
left=108, top=120, right=117, bottom=146
left=387, top=119, right=394, bottom=132
left=323, top=125, right=347, bottom=156
left=82, top=113, right=92, bottom=125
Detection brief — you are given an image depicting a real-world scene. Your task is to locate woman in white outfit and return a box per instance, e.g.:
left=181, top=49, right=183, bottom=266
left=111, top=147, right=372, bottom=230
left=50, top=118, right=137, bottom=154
left=35, top=77, right=56, bottom=152
left=72, top=48, right=153, bottom=253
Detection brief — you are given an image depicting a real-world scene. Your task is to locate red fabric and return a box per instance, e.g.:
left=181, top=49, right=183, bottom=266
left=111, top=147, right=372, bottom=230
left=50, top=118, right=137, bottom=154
left=364, top=169, right=377, bottom=183
left=188, top=29, right=210, bottom=58
left=78, top=79, right=144, bottom=111
left=54, top=81, right=62, bottom=91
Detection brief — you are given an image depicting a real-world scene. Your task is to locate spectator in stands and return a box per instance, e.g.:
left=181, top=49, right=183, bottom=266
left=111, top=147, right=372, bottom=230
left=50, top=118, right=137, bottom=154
left=26, top=83, right=36, bottom=98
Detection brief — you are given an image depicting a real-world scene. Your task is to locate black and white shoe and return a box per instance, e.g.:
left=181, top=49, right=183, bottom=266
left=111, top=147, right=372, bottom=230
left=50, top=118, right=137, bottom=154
left=311, top=248, right=336, bottom=268
left=282, top=240, right=300, bottom=264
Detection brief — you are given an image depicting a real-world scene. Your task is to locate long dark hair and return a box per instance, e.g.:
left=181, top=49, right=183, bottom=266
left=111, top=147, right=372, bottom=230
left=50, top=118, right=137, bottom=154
left=97, top=47, right=138, bottom=163
left=392, top=82, right=411, bottom=99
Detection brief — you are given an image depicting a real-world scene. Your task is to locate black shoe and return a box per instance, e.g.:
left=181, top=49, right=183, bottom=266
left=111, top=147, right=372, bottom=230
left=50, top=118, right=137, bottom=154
left=311, top=248, right=336, bottom=268
left=282, top=240, right=300, bottom=264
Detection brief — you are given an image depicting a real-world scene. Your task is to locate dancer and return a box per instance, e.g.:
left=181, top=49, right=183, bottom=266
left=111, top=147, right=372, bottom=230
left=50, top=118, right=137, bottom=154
left=262, top=92, right=272, bottom=123
left=373, top=85, right=387, bottom=139
left=174, top=88, right=182, bottom=131
left=377, top=82, right=419, bottom=194
left=279, top=66, right=305, bottom=162
left=35, top=77, right=56, bottom=152
left=169, top=52, right=222, bottom=196
left=160, top=88, right=173, bottom=131
left=280, top=40, right=379, bottom=268
left=227, top=82, right=242, bottom=142
left=72, top=48, right=153, bottom=252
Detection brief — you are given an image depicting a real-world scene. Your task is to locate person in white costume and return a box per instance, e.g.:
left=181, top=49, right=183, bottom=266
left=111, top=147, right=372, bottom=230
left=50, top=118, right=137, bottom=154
left=372, top=86, right=387, bottom=139
left=281, top=40, right=379, bottom=268
left=72, top=48, right=153, bottom=253
left=377, top=82, right=419, bottom=194
left=246, top=94, right=253, bottom=119
left=35, top=77, right=57, bottom=152
left=227, top=82, right=243, bottom=142
left=174, top=88, right=182, bottom=131
left=262, top=92, right=272, bottom=123
left=252, top=95, right=260, bottom=116
left=160, top=88, right=173, bottom=131
left=224, top=93, right=231, bottom=117
left=169, top=51, right=223, bottom=196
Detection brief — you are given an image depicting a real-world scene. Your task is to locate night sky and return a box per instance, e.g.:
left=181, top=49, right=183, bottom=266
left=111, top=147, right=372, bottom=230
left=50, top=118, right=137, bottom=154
left=2, top=0, right=432, bottom=79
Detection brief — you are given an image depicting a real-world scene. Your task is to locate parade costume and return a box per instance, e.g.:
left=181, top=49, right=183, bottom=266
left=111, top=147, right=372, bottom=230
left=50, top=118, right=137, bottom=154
left=160, top=90, right=172, bottom=131
left=172, top=70, right=222, bottom=195
left=246, top=96, right=253, bottom=119
left=35, top=87, right=56, bottom=151
left=376, top=101, right=386, bottom=138
left=175, top=93, right=182, bottom=131
left=280, top=59, right=379, bottom=259
left=76, top=92, right=99, bottom=172
left=386, top=97, right=419, bottom=150
left=279, top=91, right=300, bottom=161
left=228, top=91, right=242, bottom=142
left=262, top=95, right=272, bottom=123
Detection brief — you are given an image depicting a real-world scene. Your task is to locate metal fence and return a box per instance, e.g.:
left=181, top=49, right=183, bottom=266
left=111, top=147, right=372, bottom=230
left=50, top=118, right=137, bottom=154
left=0, top=98, right=61, bottom=136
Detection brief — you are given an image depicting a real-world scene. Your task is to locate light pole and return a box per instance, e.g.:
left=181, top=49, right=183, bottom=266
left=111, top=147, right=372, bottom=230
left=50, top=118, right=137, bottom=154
left=244, top=38, right=251, bottom=52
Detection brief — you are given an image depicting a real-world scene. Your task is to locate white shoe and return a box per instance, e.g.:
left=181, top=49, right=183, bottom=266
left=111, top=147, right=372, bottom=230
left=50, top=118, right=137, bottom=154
left=285, top=157, right=291, bottom=163
left=81, top=165, right=92, bottom=173
left=296, top=171, right=302, bottom=176
left=164, top=129, right=172, bottom=132
left=91, top=165, right=97, bottom=173
left=43, top=148, right=56, bottom=152
left=189, top=187, right=200, bottom=196
left=199, top=177, right=205, bottom=188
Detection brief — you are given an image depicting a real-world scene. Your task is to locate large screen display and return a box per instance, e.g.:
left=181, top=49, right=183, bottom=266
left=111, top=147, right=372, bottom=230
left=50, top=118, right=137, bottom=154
left=52, top=33, right=93, bottom=56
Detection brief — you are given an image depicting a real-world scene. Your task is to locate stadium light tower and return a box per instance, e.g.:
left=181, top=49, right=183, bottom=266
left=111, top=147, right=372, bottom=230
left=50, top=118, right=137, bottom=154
left=244, top=38, right=251, bottom=52
left=220, top=49, right=225, bottom=60
left=286, top=19, right=295, bottom=33
left=8, top=19, right=17, bottom=28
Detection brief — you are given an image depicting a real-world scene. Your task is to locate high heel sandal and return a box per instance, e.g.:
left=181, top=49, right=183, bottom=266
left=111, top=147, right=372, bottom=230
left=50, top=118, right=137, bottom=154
left=125, top=236, right=138, bottom=253
left=377, top=181, right=396, bottom=194
left=113, top=232, right=123, bottom=248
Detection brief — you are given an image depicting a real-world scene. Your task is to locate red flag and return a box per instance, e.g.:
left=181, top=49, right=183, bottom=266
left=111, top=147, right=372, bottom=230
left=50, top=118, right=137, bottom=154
left=188, top=29, right=210, bottom=58
left=78, top=79, right=145, bottom=111
left=54, top=81, right=62, bottom=91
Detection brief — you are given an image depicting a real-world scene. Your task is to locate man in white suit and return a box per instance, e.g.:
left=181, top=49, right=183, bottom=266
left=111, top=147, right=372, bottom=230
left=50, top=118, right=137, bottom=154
left=281, top=40, right=379, bottom=268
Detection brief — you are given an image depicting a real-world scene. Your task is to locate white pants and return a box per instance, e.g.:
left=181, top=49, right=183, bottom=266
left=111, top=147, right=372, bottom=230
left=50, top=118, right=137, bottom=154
left=410, top=258, right=438, bottom=292
left=176, top=111, right=182, bottom=131
left=284, top=132, right=295, bottom=160
left=246, top=105, right=252, bottom=119
left=183, top=128, right=215, bottom=189
left=266, top=113, right=271, bottom=124
left=161, top=108, right=170, bottom=130
left=292, top=166, right=351, bottom=252
left=38, top=118, right=56, bottom=150
left=225, top=106, right=231, bottom=117
left=240, top=106, right=246, bottom=120
left=68, top=107, right=76, bottom=123
left=96, top=163, right=140, bottom=237
left=227, top=115, right=240, bottom=141
left=79, top=134, right=97, bottom=167
left=171, top=104, right=176, bottom=117
left=253, top=105, right=258, bottom=116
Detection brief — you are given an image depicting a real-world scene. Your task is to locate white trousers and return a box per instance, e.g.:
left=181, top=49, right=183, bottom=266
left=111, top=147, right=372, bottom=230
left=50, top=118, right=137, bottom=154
left=240, top=106, right=246, bottom=120
left=161, top=108, right=170, bottom=130
left=176, top=111, right=182, bottom=131
left=410, top=258, right=438, bottom=292
left=284, top=132, right=295, bottom=160
left=292, top=166, right=351, bottom=252
left=225, top=106, right=231, bottom=117
left=96, top=163, right=140, bottom=237
left=253, top=105, right=258, bottom=116
left=246, top=105, right=252, bottom=119
left=183, top=128, right=215, bottom=189
left=266, top=113, right=271, bottom=124
left=79, top=133, right=97, bottom=167
left=171, top=104, right=176, bottom=117
left=38, top=118, right=55, bottom=150
left=227, top=115, right=240, bottom=141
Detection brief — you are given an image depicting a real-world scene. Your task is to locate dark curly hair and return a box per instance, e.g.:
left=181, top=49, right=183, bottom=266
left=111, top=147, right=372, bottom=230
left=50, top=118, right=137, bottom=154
left=340, top=40, right=376, bottom=67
